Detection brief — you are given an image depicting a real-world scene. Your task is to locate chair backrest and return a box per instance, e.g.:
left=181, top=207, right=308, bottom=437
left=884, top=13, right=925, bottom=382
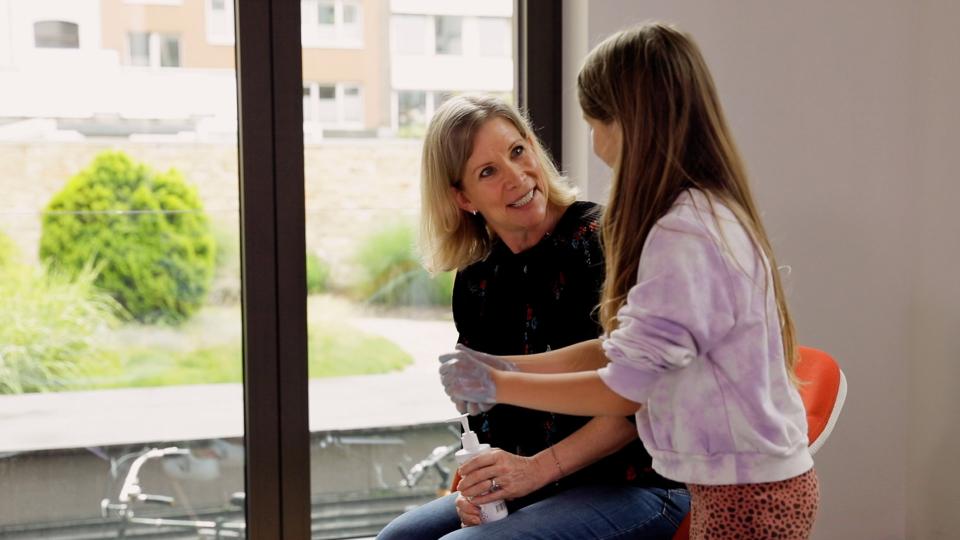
left=795, top=346, right=847, bottom=454
left=671, top=346, right=847, bottom=540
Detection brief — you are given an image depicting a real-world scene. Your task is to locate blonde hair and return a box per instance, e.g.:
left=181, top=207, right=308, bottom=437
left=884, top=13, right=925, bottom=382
left=419, top=94, right=577, bottom=272
left=579, top=23, right=799, bottom=378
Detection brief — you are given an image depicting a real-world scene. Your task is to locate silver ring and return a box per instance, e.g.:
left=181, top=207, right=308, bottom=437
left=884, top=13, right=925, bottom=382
left=490, top=478, right=500, bottom=492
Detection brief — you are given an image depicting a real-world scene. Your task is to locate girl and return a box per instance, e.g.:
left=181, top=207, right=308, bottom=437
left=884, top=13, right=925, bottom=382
left=439, top=22, right=819, bottom=540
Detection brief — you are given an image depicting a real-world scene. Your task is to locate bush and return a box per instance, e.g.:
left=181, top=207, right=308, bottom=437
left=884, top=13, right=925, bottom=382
left=306, top=252, right=331, bottom=294
left=39, top=151, right=216, bottom=324
left=0, top=264, right=121, bottom=394
left=0, top=230, right=19, bottom=269
left=352, top=222, right=453, bottom=307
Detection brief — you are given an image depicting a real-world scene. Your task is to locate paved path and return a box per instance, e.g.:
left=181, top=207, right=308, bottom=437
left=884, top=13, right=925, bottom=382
left=0, top=318, right=461, bottom=453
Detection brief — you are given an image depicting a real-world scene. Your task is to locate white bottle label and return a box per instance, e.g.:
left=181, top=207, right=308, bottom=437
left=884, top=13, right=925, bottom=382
left=479, top=499, right=508, bottom=523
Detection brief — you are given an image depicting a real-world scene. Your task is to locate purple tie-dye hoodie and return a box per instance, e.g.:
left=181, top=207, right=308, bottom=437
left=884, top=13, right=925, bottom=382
left=598, top=190, right=812, bottom=486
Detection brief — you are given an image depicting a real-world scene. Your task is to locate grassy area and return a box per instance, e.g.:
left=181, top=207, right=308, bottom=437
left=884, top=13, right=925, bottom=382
left=76, top=311, right=412, bottom=390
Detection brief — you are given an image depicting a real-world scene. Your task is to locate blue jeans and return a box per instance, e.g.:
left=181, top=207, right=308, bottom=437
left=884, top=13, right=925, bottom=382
left=376, top=485, right=690, bottom=540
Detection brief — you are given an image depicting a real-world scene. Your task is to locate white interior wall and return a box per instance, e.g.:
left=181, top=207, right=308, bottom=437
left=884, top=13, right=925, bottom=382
left=563, top=1, right=960, bottom=538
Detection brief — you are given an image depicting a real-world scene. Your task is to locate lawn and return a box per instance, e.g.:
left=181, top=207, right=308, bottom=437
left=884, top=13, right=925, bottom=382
left=75, top=298, right=413, bottom=390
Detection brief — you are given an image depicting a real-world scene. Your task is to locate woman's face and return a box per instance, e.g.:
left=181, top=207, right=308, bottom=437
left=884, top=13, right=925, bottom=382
left=585, top=115, right=622, bottom=168
left=454, top=117, right=549, bottom=238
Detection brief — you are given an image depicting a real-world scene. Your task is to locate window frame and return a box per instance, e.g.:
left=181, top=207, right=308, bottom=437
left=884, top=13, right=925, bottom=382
left=234, top=0, right=560, bottom=537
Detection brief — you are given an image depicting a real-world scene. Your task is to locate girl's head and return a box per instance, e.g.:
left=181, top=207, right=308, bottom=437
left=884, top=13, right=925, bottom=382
left=580, top=23, right=798, bottom=374
left=420, top=94, right=576, bottom=272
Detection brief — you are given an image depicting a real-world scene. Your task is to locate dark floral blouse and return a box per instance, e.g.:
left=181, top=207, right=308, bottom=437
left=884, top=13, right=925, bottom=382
left=453, top=201, right=679, bottom=510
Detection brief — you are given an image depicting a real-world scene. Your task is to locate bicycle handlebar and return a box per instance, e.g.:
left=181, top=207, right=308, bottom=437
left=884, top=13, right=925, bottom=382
left=118, top=447, right=190, bottom=504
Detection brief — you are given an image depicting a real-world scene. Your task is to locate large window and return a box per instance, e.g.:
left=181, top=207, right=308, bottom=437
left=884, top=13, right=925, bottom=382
left=0, top=0, right=556, bottom=537
left=2, top=3, right=242, bottom=538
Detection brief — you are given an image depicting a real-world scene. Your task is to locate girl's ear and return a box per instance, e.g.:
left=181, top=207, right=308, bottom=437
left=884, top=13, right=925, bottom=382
left=451, top=186, right=475, bottom=214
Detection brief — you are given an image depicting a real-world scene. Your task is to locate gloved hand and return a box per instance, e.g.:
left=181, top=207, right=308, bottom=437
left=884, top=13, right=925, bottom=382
left=439, top=356, right=498, bottom=406
left=444, top=344, right=519, bottom=372
left=439, top=345, right=516, bottom=414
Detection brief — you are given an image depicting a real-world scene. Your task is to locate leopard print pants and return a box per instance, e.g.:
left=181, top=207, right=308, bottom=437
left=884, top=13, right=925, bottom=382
left=687, top=468, right=819, bottom=539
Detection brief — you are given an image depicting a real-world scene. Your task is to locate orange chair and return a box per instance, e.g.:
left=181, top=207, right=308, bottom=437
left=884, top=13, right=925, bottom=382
left=671, top=345, right=847, bottom=539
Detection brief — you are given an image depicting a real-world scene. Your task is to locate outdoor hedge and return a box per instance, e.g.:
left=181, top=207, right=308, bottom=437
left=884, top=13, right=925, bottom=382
left=39, top=151, right=216, bottom=324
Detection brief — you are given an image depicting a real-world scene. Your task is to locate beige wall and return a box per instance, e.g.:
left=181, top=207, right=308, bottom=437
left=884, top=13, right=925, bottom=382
left=568, top=1, right=960, bottom=539
left=100, top=0, right=234, bottom=68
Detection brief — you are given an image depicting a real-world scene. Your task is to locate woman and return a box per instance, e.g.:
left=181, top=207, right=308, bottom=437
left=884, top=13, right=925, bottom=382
left=377, top=95, right=688, bottom=539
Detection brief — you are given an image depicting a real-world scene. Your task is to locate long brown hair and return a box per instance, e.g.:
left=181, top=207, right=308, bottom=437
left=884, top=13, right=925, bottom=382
left=579, top=23, right=799, bottom=376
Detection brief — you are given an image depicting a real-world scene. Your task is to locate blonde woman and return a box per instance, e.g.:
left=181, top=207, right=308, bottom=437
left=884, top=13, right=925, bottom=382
left=441, top=24, right=820, bottom=540
left=378, top=95, right=688, bottom=539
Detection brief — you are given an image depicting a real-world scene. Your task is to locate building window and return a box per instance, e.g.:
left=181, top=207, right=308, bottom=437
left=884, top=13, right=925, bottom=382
left=317, top=1, right=335, bottom=25
left=34, top=21, right=80, bottom=49
left=303, top=82, right=364, bottom=127
left=434, top=16, right=462, bottom=55
left=398, top=90, right=426, bottom=128
left=160, top=34, right=181, bottom=67
left=129, top=32, right=151, bottom=65
left=206, top=0, right=234, bottom=44
left=301, top=0, right=362, bottom=48
left=127, top=32, right=182, bottom=68
left=342, top=85, right=362, bottom=123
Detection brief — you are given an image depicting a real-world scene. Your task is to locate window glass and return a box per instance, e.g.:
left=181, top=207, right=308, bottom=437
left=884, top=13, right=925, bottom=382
left=434, top=16, right=462, bottom=55
left=128, top=31, right=150, bottom=65
left=34, top=21, right=80, bottom=49
left=318, top=1, right=335, bottom=25
left=160, top=34, right=181, bottom=67
left=1, top=3, right=244, bottom=538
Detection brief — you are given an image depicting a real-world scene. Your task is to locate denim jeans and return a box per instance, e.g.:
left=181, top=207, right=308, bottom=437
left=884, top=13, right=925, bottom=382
left=376, top=485, right=690, bottom=540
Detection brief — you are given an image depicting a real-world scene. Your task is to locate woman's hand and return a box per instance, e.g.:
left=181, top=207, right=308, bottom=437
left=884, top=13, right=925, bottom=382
left=456, top=448, right=546, bottom=506
left=454, top=493, right=482, bottom=527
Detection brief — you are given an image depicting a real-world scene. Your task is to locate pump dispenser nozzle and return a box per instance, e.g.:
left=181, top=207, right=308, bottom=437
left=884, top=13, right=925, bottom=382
left=453, top=414, right=481, bottom=451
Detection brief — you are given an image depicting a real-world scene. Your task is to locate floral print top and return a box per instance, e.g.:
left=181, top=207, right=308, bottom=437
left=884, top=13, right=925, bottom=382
left=453, top=201, right=679, bottom=509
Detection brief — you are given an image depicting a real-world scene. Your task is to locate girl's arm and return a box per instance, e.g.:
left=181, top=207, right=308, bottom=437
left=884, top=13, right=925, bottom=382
left=507, top=339, right=608, bottom=373
left=494, top=369, right=642, bottom=416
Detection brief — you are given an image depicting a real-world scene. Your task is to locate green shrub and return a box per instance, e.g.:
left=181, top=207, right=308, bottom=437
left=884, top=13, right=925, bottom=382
left=0, top=230, right=19, bottom=268
left=0, top=264, right=121, bottom=394
left=39, top=151, right=216, bottom=324
left=353, top=222, right=453, bottom=307
left=306, top=252, right=331, bottom=294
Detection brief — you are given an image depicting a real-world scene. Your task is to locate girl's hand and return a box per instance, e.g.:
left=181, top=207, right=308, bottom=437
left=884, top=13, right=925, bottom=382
left=439, top=356, right=498, bottom=405
left=454, top=493, right=482, bottom=527
left=447, top=344, right=519, bottom=372
left=456, top=448, right=544, bottom=505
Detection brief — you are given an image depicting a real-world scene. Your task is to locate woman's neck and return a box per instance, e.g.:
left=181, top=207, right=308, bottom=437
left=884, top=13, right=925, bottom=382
left=497, top=204, right=565, bottom=254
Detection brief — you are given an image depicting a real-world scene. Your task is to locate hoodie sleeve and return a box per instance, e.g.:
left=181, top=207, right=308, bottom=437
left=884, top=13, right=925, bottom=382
left=598, top=211, right=741, bottom=403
